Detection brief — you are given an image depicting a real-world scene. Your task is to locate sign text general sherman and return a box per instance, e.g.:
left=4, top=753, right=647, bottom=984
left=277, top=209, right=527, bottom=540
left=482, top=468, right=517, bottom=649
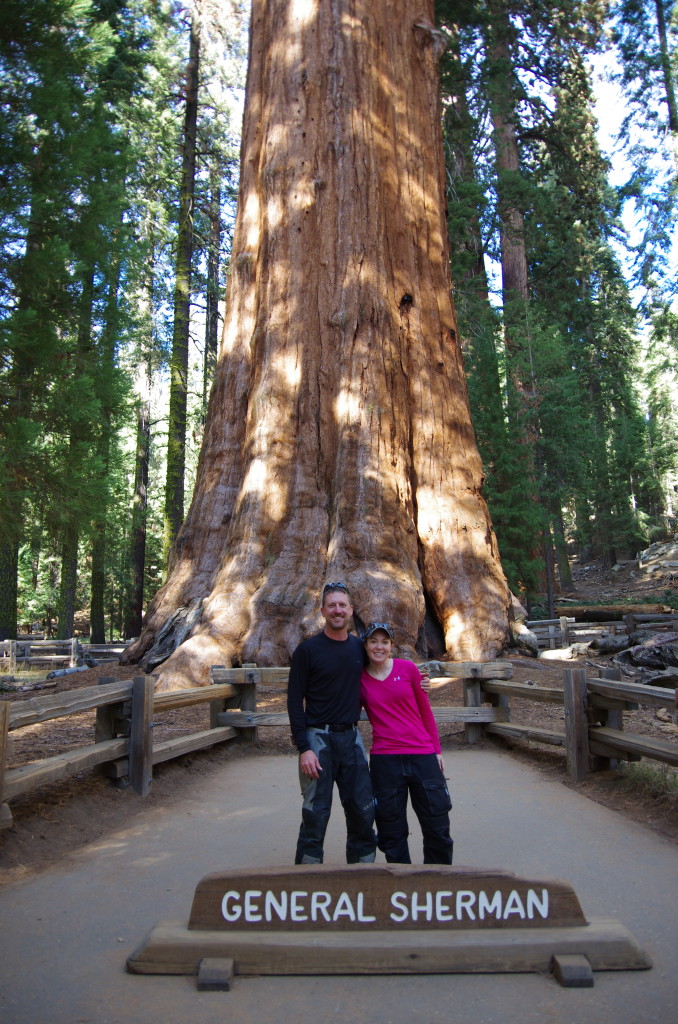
left=188, top=865, right=587, bottom=932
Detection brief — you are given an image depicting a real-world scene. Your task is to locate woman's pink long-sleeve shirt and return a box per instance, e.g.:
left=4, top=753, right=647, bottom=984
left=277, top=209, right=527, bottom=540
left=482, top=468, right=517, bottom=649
left=360, top=658, right=441, bottom=755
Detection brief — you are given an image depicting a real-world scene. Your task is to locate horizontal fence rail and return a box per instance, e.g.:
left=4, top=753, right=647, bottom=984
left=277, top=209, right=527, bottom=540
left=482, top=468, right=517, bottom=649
left=482, top=668, right=678, bottom=782
left=0, top=677, right=246, bottom=828
left=0, top=661, right=515, bottom=829
left=525, top=612, right=678, bottom=650
left=0, top=637, right=134, bottom=672
left=2, top=658, right=676, bottom=831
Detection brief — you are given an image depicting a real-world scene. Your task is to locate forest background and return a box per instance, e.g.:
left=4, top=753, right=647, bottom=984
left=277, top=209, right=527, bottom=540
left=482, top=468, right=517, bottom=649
left=0, top=0, right=676, bottom=645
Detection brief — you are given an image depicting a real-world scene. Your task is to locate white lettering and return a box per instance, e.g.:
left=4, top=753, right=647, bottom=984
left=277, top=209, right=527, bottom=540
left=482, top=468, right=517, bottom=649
left=478, top=890, right=502, bottom=920
left=244, top=890, right=262, bottom=922
left=390, top=891, right=408, bottom=922
left=411, top=891, right=433, bottom=922
left=310, top=891, right=332, bottom=922
left=290, top=891, right=308, bottom=922
left=332, top=891, right=356, bottom=922
left=221, top=890, right=242, bottom=922
left=435, top=890, right=454, bottom=922
left=456, top=890, right=477, bottom=920
left=356, top=892, right=376, bottom=922
left=220, top=882, right=549, bottom=929
left=503, top=889, right=526, bottom=920
left=527, top=888, right=549, bottom=920
left=265, top=890, right=288, bottom=922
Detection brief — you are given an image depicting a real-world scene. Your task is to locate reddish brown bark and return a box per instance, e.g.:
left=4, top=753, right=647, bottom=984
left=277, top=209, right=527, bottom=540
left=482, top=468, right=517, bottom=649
left=125, top=0, right=511, bottom=689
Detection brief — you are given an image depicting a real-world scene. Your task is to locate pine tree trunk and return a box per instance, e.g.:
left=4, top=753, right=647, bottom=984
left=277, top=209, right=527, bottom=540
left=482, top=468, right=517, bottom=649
left=124, top=394, right=150, bottom=639
left=0, top=165, right=45, bottom=641
left=483, top=0, right=545, bottom=591
left=203, top=162, right=221, bottom=412
left=442, top=24, right=506, bottom=483
left=125, top=0, right=510, bottom=688
left=484, top=1, right=531, bottom=389
left=551, top=501, right=574, bottom=592
left=57, top=265, right=95, bottom=638
left=90, top=243, right=123, bottom=643
left=90, top=530, right=106, bottom=643
left=655, top=0, right=678, bottom=139
left=163, top=14, right=201, bottom=563
left=0, top=543, right=19, bottom=642
left=56, top=517, right=78, bottom=639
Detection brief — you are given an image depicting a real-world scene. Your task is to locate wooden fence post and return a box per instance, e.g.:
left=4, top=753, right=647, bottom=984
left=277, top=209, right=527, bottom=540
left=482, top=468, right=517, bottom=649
left=594, top=666, right=624, bottom=771
left=463, top=673, right=483, bottom=745
left=564, top=667, right=589, bottom=782
left=0, top=701, right=12, bottom=830
left=236, top=664, right=259, bottom=743
left=210, top=665, right=259, bottom=742
left=209, top=682, right=228, bottom=729
left=488, top=690, right=510, bottom=721
left=96, top=676, right=132, bottom=782
left=129, top=675, right=154, bottom=797
left=69, top=637, right=78, bottom=667
left=559, top=616, right=570, bottom=648
left=95, top=676, right=125, bottom=742
left=8, top=641, right=16, bottom=674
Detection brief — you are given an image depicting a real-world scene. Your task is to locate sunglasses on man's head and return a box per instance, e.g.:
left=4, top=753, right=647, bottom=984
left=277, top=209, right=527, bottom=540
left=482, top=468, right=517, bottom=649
left=322, top=581, right=349, bottom=595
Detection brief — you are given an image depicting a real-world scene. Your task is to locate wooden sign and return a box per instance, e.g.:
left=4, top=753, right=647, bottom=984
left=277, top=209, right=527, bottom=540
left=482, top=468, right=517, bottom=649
left=127, top=864, right=651, bottom=982
left=188, top=865, right=585, bottom=932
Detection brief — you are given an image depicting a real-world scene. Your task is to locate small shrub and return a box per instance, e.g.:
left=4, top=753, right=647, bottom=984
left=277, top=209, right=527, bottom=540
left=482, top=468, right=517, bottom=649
left=618, top=761, right=678, bottom=800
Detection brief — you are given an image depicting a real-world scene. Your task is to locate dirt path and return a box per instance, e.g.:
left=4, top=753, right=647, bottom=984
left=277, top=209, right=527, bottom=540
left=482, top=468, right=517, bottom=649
left=1, top=556, right=677, bottom=885
left=2, top=747, right=677, bottom=1024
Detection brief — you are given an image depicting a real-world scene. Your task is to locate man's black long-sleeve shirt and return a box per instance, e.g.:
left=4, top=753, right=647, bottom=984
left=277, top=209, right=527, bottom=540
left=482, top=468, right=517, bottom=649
left=287, top=632, right=364, bottom=753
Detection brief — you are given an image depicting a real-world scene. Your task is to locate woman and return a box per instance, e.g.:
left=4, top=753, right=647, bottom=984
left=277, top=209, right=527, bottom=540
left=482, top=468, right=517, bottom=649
left=360, top=622, right=453, bottom=865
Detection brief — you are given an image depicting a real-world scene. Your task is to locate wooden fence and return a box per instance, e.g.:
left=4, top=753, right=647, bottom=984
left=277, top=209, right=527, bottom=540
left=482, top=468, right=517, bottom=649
left=1, top=659, right=676, bottom=831
left=481, top=667, right=678, bottom=782
left=1, top=638, right=80, bottom=672
left=210, top=663, right=678, bottom=784
left=0, top=638, right=133, bottom=672
left=526, top=617, right=575, bottom=649
left=527, top=613, right=678, bottom=650
left=0, top=662, right=513, bottom=830
left=0, top=674, right=252, bottom=830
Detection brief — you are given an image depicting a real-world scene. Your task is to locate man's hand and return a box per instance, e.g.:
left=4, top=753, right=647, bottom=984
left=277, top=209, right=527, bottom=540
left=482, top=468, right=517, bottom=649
left=437, top=754, right=445, bottom=774
left=300, top=749, right=322, bottom=778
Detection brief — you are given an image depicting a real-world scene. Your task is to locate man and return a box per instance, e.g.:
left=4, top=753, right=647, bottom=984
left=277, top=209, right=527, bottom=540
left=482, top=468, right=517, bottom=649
left=287, top=582, right=377, bottom=864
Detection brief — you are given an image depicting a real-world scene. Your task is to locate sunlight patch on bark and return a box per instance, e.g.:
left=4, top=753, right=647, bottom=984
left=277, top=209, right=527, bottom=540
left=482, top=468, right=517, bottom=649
left=242, top=190, right=261, bottom=253
left=273, top=350, right=302, bottom=387
left=289, top=0, right=316, bottom=30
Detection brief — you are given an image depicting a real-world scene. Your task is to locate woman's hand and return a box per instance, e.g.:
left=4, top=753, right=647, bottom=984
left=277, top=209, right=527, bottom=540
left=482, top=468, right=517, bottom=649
left=419, top=672, right=430, bottom=692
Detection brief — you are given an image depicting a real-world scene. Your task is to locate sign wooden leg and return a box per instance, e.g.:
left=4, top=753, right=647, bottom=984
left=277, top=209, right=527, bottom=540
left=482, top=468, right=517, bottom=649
left=197, top=957, right=235, bottom=991
left=552, top=954, right=594, bottom=988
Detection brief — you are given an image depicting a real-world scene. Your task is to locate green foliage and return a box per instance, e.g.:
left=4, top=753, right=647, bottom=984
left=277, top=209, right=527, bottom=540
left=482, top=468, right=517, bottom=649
left=2, top=0, right=676, bottom=637
left=610, top=0, right=677, bottom=303
left=437, top=0, right=678, bottom=602
left=0, top=0, right=246, bottom=639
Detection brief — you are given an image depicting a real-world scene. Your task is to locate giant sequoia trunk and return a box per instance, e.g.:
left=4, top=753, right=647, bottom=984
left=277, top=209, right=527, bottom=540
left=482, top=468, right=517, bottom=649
left=125, top=0, right=511, bottom=689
